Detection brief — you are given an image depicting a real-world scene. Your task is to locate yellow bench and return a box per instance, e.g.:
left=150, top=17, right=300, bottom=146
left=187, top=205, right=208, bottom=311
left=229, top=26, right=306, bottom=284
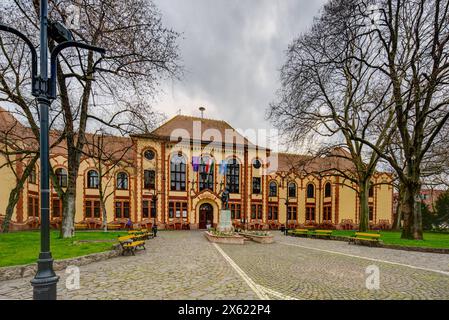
left=118, top=235, right=146, bottom=255
left=310, top=229, right=333, bottom=239
left=349, top=232, right=381, bottom=246
left=292, top=229, right=309, bottom=237
left=128, top=229, right=154, bottom=240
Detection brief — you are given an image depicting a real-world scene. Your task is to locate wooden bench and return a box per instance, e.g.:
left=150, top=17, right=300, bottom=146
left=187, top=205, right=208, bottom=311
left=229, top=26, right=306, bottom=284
left=310, top=229, right=333, bottom=239
left=128, top=229, right=154, bottom=240
left=348, top=232, right=381, bottom=246
left=118, top=235, right=146, bottom=256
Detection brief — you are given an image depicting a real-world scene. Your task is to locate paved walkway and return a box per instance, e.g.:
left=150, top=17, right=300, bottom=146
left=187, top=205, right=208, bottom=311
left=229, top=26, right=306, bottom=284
left=1, top=231, right=448, bottom=300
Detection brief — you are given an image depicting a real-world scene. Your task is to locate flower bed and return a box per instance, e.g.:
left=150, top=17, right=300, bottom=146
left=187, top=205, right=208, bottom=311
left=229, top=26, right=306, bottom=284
left=204, top=231, right=244, bottom=245
left=239, top=231, right=274, bottom=244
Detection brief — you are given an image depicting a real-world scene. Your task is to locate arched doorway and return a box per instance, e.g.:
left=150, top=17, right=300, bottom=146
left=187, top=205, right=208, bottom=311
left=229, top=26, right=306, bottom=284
left=199, top=203, right=214, bottom=229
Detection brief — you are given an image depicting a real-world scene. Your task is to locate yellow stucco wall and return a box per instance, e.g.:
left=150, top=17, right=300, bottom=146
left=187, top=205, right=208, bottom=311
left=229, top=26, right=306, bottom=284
left=1, top=136, right=394, bottom=230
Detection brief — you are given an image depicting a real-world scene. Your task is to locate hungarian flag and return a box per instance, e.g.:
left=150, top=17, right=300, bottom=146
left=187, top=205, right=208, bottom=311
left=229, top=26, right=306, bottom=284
left=204, top=158, right=214, bottom=174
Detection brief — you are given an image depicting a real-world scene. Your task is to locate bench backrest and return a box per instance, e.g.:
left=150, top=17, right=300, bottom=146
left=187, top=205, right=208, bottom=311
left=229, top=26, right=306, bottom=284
left=295, top=229, right=308, bottom=232
left=315, top=230, right=333, bottom=234
left=355, top=232, right=381, bottom=238
left=118, top=235, right=134, bottom=242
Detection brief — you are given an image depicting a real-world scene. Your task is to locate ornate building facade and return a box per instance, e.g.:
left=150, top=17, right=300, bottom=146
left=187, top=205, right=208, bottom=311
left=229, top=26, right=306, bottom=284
left=0, top=108, right=394, bottom=231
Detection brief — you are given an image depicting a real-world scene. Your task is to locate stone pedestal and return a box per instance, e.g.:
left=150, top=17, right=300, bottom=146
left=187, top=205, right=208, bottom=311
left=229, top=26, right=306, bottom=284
left=217, top=209, right=233, bottom=233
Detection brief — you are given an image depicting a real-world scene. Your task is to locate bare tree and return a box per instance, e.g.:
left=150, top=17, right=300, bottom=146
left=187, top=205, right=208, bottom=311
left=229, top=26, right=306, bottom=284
left=268, top=0, right=395, bottom=231
left=83, top=130, right=135, bottom=232
left=0, top=0, right=180, bottom=238
left=352, top=0, right=449, bottom=239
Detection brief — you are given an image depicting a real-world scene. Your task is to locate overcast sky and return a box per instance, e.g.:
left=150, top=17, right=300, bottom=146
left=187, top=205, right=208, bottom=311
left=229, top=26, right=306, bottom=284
left=152, top=0, right=327, bottom=145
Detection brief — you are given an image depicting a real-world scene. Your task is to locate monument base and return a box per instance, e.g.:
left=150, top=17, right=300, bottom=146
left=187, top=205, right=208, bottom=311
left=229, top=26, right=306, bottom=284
left=217, top=209, right=234, bottom=233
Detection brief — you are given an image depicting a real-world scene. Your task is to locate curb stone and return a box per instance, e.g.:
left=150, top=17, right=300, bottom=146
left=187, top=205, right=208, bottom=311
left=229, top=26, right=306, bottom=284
left=0, top=244, right=121, bottom=281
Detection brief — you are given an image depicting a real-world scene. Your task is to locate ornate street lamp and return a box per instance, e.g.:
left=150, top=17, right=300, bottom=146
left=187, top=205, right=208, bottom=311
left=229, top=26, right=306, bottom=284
left=0, top=1, right=105, bottom=300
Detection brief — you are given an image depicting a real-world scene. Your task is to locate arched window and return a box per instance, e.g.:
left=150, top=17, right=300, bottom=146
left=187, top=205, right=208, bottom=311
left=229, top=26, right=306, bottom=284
left=269, top=181, right=278, bottom=197
left=116, top=172, right=129, bottom=190
left=87, top=170, right=99, bottom=189
left=307, top=184, right=315, bottom=198
left=324, top=182, right=331, bottom=198
left=226, top=158, right=240, bottom=194
left=55, top=168, right=68, bottom=188
left=288, top=182, right=296, bottom=198
left=199, top=155, right=214, bottom=191
left=170, top=154, right=186, bottom=191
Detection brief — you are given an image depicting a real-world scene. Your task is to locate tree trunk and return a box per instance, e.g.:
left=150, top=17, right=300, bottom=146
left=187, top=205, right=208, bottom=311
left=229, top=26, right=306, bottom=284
left=60, top=187, right=76, bottom=238
left=1, top=187, right=22, bottom=232
left=358, top=180, right=370, bottom=232
left=100, top=197, right=108, bottom=232
left=401, top=182, right=423, bottom=240
left=60, top=146, right=80, bottom=238
left=392, top=184, right=405, bottom=230
left=1, top=155, right=39, bottom=232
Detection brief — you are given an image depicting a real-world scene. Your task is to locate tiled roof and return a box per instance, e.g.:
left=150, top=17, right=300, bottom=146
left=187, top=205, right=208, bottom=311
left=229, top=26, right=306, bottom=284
left=274, top=150, right=355, bottom=174
left=0, top=107, right=134, bottom=161
left=138, top=115, right=258, bottom=148
left=1, top=108, right=355, bottom=174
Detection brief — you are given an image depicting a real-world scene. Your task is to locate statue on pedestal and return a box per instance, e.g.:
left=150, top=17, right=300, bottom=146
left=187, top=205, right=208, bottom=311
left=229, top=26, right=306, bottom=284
left=221, top=186, right=230, bottom=210
left=218, top=185, right=233, bottom=232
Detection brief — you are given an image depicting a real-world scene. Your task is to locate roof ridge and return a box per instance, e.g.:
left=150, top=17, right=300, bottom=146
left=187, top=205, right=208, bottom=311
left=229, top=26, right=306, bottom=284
left=151, top=114, right=232, bottom=135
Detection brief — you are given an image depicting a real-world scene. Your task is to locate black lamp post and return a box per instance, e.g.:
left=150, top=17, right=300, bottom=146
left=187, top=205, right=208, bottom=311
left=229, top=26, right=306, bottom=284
left=1, top=0, right=105, bottom=300
left=284, top=178, right=290, bottom=236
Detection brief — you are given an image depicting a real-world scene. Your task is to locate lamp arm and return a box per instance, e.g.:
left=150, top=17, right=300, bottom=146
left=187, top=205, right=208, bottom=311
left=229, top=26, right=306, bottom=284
left=0, top=24, right=39, bottom=96
left=49, top=41, right=106, bottom=99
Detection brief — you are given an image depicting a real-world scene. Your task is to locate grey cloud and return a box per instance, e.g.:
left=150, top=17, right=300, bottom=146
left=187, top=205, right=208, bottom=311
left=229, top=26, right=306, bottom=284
left=152, top=0, right=327, bottom=137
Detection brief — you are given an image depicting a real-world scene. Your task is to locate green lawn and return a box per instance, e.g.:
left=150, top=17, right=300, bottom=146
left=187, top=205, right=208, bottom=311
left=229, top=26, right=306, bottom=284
left=0, top=230, right=127, bottom=267
left=332, top=230, right=449, bottom=249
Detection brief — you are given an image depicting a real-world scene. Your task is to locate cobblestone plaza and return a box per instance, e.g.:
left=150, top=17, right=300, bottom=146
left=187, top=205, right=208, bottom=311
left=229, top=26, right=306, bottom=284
left=1, top=231, right=448, bottom=300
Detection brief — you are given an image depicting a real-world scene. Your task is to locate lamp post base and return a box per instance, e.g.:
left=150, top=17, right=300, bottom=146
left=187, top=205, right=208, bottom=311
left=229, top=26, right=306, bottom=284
left=30, top=252, right=59, bottom=300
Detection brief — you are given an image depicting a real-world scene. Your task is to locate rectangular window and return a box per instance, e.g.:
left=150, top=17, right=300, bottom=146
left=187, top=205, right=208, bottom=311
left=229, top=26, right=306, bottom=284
left=85, top=200, right=101, bottom=219
left=114, top=202, right=122, bottom=218
left=169, top=202, right=174, bottom=218
left=114, top=201, right=130, bottom=219
left=29, top=168, right=37, bottom=184
left=268, top=205, right=278, bottom=220
left=199, top=158, right=214, bottom=191
left=151, top=201, right=157, bottom=218
left=251, top=204, right=263, bottom=220
left=144, top=170, right=155, bottom=189
left=369, top=205, right=374, bottom=221
left=143, top=200, right=149, bottom=218
left=175, top=202, right=181, bottom=218
left=52, top=198, right=62, bottom=218
left=252, top=177, right=261, bottom=194
left=27, top=196, right=39, bottom=218
left=170, top=160, right=186, bottom=191
left=287, top=206, right=297, bottom=220
left=168, top=201, right=188, bottom=221
left=143, top=199, right=157, bottom=219
left=123, top=201, right=130, bottom=218
left=230, top=203, right=241, bottom=219
left=323, top=205, right=332, bottom=221
left=306, top=206, right=316, bottom=222
left=226, top=160, right=240, bottom=194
